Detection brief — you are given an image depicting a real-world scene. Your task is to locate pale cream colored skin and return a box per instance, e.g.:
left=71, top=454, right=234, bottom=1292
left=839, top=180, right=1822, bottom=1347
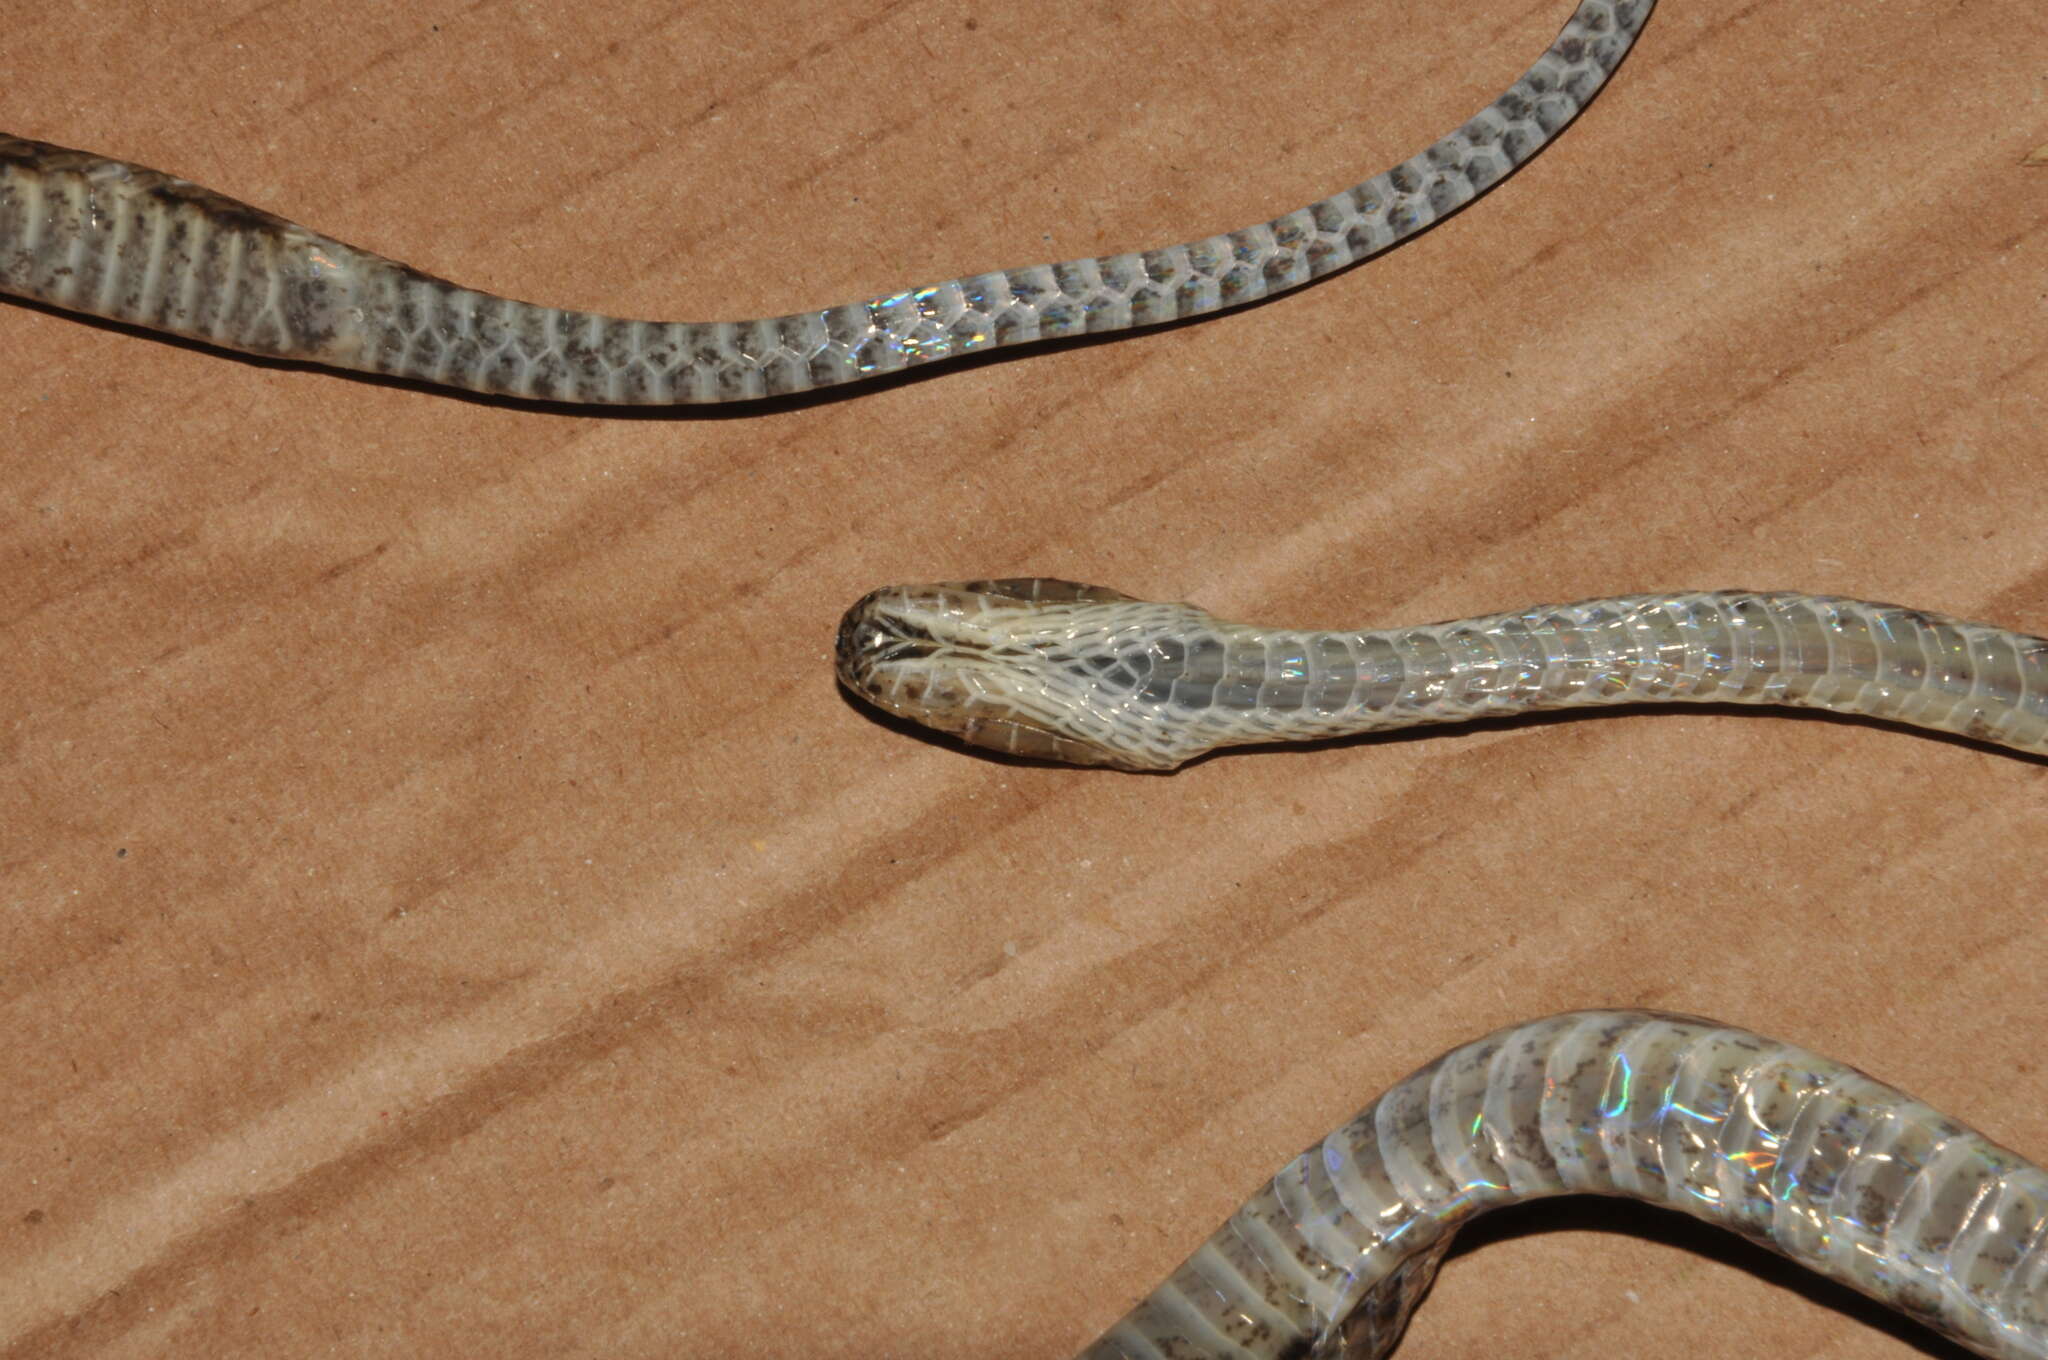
left=1072, top=1010, right=2048, bottom=1360
left=0, top=1, right=1654, bottom=403
left=835, top=581, right=2048, bottom=769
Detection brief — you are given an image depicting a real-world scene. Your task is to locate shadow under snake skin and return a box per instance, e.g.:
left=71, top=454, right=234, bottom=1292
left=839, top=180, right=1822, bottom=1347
left=1069, top=1011, right=2047, bottom=1359
left=0, top=0, right=1651, bottom=404
left=835, top=582, right=2048, bottom=768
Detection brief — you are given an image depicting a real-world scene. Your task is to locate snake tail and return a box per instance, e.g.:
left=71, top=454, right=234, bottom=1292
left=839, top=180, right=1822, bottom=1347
left=0, top=1, right=1652, bottom=403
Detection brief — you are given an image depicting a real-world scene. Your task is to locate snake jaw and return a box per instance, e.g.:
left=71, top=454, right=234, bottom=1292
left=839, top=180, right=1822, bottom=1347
left=833, top=583, right=1129, bottom=766
left=834, top=580, right=1222, bottom=770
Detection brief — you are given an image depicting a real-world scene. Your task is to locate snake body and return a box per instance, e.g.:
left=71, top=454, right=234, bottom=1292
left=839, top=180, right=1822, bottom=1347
left=1074, top=1010, right=2048, bottom=1359
left=0, top=0, right=1651, bottom=403
left=835, top=582, right=2048, bottom=768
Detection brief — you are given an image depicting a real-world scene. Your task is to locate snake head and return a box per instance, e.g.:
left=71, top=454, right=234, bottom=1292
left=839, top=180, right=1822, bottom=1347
left=834, top=578, right=1223, bottom=770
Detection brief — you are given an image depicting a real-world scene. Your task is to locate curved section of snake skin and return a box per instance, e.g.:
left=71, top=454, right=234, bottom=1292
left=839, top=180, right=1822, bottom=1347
left=834, top=582, right=2048, bottom=769
left=1073, top=1010, right=2048, bottom=1360
left=0, top=1, right=1653, bottom=404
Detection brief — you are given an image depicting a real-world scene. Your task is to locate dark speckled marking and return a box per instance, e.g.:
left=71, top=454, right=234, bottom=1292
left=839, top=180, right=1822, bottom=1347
left=0, top=0, right=1654, bottom=403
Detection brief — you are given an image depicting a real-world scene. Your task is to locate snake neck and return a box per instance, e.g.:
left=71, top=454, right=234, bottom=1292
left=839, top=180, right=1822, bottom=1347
left=1139, top=591, right=2048, bottom=764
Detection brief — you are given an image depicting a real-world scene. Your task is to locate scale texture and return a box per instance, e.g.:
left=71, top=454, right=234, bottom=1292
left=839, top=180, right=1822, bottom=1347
left=0, top=0, right=1651, bottom=403
left=1074, top=1010, right=2048, bottom=1360
left=836, top=582, right=2048, bottom=768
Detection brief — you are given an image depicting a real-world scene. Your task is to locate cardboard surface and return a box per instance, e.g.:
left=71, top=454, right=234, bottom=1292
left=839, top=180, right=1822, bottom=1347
left=4, top=2, right=2045, bottom=1356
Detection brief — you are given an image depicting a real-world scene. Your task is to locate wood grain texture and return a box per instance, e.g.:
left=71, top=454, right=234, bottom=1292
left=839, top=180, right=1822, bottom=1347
left=2, top=1, right=2044, bottom=1357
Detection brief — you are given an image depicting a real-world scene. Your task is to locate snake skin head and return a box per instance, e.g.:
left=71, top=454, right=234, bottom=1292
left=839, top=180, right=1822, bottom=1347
left=834, top=579, right=1226, bottom=770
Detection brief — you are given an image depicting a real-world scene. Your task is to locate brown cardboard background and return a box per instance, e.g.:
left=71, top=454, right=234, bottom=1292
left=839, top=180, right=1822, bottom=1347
left=3, top=1, right=2045, bottom=1356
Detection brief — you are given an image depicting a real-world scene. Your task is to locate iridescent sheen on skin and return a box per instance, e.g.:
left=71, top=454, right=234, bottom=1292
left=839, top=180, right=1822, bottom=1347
left=1072, top=1010, right=2048, bottom=1359
left=0, top=1, right=1652, bottom=403
left=835, top=582, right=2048, bottom=768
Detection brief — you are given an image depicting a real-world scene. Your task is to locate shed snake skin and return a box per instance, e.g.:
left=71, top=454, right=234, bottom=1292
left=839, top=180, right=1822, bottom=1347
left=0, top=0, right=1650, bottom=403
left=12, top=7, right=2041, bottom=1358
left=835, top=582, right=2048, bottom=768
left=1069, top=1010, right=2048, bottom=1359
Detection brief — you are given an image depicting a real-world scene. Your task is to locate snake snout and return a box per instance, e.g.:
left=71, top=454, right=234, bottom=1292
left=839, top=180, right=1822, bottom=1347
left=835, top=592, right=939, bottom=687
left=834, top=611, right=895, bottom=683
left=834, top=603, right=876, bottom=679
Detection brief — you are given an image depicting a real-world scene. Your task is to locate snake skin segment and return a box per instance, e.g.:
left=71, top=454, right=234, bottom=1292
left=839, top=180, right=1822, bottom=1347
left=0, top=1, right=1652, bottom=404
left=1072, top=1010, right=2048, bottom=1359
left=835, top=582, right=2048, bottom=769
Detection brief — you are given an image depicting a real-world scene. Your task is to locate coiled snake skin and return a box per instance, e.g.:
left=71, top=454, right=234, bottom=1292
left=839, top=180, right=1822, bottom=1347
left=835, top=582, right=2048, bottom=768
left=0, top=1, right=1651, bottom=403
left=1071, top=1010, right=2048, bottom=1359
